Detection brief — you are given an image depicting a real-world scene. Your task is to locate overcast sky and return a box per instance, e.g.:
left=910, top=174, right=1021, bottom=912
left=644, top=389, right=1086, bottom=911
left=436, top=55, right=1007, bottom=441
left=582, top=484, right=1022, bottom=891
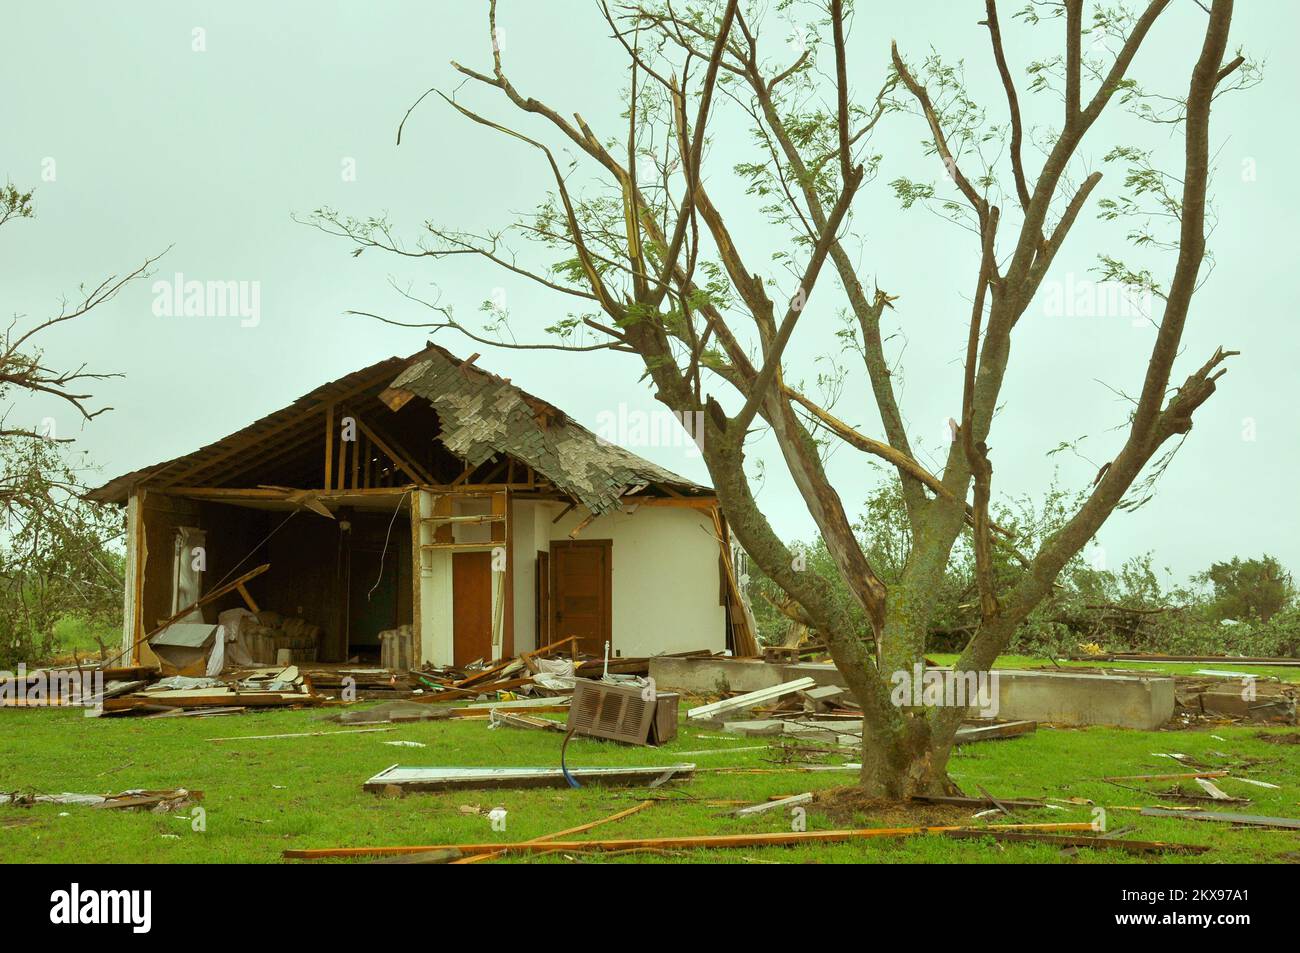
left=3, top=0, right=1294, bottom=585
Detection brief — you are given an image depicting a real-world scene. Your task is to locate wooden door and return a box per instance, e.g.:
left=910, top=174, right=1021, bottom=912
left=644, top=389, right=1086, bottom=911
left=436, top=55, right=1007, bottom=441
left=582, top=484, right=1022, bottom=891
left=550, top=540, right=611, bottom=658
left=452, top=551, right=494, bottom=666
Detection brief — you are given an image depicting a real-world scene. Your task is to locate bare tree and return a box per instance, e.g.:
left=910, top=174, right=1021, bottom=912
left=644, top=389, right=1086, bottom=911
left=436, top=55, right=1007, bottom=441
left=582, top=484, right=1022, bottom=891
left=311, top=0, right=1254, bottom=796
left=0, top=181, right=159, bottom=662
left=0, top=182, right=163, bottom=444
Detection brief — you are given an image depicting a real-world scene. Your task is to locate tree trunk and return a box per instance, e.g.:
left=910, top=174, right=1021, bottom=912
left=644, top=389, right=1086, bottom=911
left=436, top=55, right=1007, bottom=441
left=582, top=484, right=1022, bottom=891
left=857, top=705, right=962, bottom=799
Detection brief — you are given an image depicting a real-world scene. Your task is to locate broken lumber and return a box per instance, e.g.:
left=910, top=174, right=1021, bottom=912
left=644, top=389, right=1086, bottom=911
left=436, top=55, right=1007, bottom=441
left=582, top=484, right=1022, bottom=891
left=687, top=677, right=818, bottom=722
left=283, top=821, right=1095, bottom=860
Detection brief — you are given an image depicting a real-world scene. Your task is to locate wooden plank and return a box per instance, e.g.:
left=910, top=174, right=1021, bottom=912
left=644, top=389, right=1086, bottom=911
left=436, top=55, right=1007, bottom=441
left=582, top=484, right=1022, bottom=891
left=104, top=691, right=318, bottom=711
left=235, top=583, right=260, bottom=614
left=687, top=677, right=818, bottom=721
left=448, top=705, right=569, bottom=717
left=284, top=821, right=1096, bottom=859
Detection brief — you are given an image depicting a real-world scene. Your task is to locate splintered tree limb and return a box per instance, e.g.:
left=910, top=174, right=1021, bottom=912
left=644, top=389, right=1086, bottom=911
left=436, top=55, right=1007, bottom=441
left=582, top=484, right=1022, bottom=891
left=782, top=385, right=1017, bottom=543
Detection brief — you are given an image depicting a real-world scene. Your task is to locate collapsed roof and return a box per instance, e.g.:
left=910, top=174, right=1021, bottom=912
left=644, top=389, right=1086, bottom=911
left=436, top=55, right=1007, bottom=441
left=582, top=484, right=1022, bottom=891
left=87, top=342, right=709, bottom=515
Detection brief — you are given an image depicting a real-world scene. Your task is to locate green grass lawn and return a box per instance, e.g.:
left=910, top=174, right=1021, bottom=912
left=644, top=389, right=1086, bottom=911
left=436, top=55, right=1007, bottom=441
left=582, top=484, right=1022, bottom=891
left=2, top=699, right=1298, bottom=864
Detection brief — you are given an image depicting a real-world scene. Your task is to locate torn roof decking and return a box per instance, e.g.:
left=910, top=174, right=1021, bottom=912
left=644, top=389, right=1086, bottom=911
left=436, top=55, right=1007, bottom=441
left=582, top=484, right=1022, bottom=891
left=87, top=343, right=710, bottom=515
left=387, top=345, right=707, bottom=514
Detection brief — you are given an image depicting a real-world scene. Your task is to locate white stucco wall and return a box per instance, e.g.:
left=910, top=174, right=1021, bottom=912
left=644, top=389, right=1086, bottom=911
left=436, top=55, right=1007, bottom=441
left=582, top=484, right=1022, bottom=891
left=544, top=503, right=727, bottom=657
left=421, top=496, right=729, bottom=664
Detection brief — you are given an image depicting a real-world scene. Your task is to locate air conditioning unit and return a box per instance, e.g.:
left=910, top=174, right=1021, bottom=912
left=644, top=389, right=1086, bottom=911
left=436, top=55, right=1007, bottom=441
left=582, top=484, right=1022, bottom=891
left=567, top=678, right=679, bottom=746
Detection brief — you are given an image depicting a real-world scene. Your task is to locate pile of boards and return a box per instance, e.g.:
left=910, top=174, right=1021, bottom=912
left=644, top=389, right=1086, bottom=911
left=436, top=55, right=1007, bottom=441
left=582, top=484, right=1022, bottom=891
left=686, top=678, right=1035, bottom=751
left=99, top=665, right=323, bottom=717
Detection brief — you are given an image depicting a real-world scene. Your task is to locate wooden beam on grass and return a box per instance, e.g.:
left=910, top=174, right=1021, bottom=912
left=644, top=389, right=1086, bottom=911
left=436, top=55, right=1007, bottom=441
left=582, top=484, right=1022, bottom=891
left=283, top=821, right=1096, bottom=860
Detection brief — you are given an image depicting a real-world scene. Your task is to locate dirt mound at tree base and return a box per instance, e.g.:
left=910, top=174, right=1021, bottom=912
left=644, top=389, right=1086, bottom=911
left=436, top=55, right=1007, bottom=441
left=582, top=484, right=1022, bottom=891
left=812, top=788, right=976, bottom=828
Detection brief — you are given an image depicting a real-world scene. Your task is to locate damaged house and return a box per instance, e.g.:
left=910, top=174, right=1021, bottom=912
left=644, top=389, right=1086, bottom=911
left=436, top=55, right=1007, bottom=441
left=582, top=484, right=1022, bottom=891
left=88, top=344, right=755, bottom=671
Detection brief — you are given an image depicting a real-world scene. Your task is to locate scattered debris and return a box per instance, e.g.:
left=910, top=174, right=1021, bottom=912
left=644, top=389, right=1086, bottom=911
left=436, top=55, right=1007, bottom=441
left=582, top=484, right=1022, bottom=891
left=1, top=788, right=201, bottom=813
left=488, top=709, right=565, bottom=733
left=687, top=677, right=818, bottom=724
left=1194, top=777, right=1234, bottom=801
left=728, top=792, right=813, bottom=817
left=451, top=800, right=656, bottom=865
